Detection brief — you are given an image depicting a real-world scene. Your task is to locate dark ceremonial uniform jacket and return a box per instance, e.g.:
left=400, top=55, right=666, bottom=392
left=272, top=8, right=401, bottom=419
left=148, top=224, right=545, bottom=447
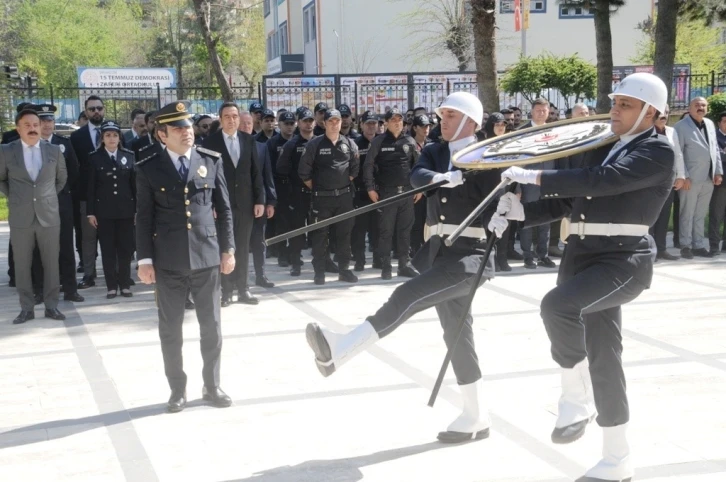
left=49, top=134, right=79, bottom=197
left=135, top=146, right=234, bottom=271
left=132, top=134, right=156, bottom=160
left=523, top=128, right=674, bottom=287
left=299, top=134, right=360, bottom=191
left=410, top=141, right=501, bottom=278
left=203, top=130, right=265, bottom=213
left=86, top=147, right=136, bottom=219
left=363, top=131, right=419, bottom=191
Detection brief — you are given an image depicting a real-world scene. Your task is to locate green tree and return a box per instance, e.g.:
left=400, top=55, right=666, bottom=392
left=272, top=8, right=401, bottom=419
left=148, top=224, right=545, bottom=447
left=192, top=0, right=233, bottom=101
left=10, top=0, right=147, bottom=87
left=707, top=92, right=726, bottom=122
left=226, top=4, right=266, bottom=97
left=560, top=1, right=626, bottom=113
left=632, top=17, right=726, bottom=74
left=499, top=56, right=549, bottom=104
left=543, top=54, right=597, bottom=108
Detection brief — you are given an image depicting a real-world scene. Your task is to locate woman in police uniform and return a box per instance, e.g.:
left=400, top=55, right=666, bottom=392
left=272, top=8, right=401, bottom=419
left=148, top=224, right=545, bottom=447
left=87, top=121, right=137, bottom=299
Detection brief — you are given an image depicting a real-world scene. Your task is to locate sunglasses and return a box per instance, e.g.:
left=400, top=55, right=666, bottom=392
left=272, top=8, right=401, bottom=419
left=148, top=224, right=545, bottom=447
left=87, top=106, right=104, bottom=112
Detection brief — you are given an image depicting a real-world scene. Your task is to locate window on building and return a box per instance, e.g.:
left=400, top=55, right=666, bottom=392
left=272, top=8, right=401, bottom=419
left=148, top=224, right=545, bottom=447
left=500, top=0, right=546, bottom=14
left=279, top=22, right=288, bottom=55
left=263, top=0, right=270, bottom=17
left=266, top=35, right=272, bottom=60
left=559, top=5, right=594, bottom=18
left=303, top=5, right=316, bottom=43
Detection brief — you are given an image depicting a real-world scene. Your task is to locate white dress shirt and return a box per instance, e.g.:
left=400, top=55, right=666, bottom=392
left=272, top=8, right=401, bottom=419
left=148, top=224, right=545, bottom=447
left=448, top=135, right=476, bottom=170
left=138, top=147, right=193, bottom=266
left=20, top=139, right=42, bottom=181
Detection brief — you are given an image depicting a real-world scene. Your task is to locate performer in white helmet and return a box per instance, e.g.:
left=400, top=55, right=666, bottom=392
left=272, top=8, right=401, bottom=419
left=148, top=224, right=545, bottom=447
left=305, top=92, right=521, bottom=443
left=498, top=73, right=675, bottom=481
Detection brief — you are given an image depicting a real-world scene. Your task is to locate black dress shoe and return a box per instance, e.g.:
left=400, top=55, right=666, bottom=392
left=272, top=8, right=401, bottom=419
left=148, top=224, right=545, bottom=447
left=202, top=386, right=232, bottom=408
left=290, top=265, right=301, bottom=277
left=255, top=275, right=275, bottom=288
left=64, top=292, right=85, bottom=302
left=354, top=260, right=365, bottom=272
left=238, top=290, right=259, bottom=305
left=167, top=389, right=187, bottom=413
left=77, top=277, right=95, bottom=289
left=221, top=295, right=234, bottom=308
left=656, top=251, right=680, bottom=261
left=338, top=270, right=358, bottom=283
left=551, top=415, right=595, bottom=444
left=12, top=310, right=34, bottom=325
left=524, top=258, right=537, bottom=269
left=107, top=291, right=118, bottom=299
left=185, top=299, right=196, bottom=310
left=277, top=258, right=289, bottom=268
left=325, top=258, right=339, bottom=273
left=8, top=279, right=15, bottom=288
left=692, top=248, right=714, bottom=258
left=538, top=257, right=557, bottom=268
left=507, top=249, right=524, bottom=261
left=437, top=428, right=490, bottom=444
left=397, top=265, right=420, bottom=278
left=76, top=262, right=84, bottom=273
left=34, top=293, right=43, bottom=305
left=314, top=275, right=326, bottom=285
left=44, top=308, right=66, bottom=320
left=680, top=247, right=694, bottom=259
left=496, top=258, right=512, bottom=272
left=120, top=289, right=133, bottom=298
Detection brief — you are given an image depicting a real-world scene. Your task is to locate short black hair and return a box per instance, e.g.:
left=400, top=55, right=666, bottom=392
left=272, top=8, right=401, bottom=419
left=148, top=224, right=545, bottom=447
left=500, top=108, right=513, bottom=115
left=509, top=106, right=521, bottom=113
left=209, top=120, right=221, bottom=132
left=718, top=112, right=726, bottom=123
left=78, top=112, right=88, bottom=121
left=219, top=102, right=239, bottom=117
left=15, top=109, right=40, bottom=124
left=130, top=108, right=146, bottom=121
left=413, top=107, right=427, bottom=114
left=144, top=111, right=156, bottom=123
left=84, top=95, right=103, bottom=108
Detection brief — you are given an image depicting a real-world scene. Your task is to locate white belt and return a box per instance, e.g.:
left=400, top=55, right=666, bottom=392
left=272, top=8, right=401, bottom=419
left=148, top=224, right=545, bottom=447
left=561, top=218, right=649, bottom=240
left=424, top=223, right=487, bottom=242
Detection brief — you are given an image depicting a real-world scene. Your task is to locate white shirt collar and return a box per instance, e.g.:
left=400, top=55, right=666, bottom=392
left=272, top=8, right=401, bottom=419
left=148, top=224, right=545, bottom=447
left=448, top=136, right=476, bottom=170
left=223, top=130, right=237, bottom=141
left=105, top=148, right=118, bottom=157
left=41, top=134, right=53, bottom=143
left=530, top=120, right=545, bottom=127
left=166, top=147, right=193, bottom=163
left=21, top=139, right=40, bottom=149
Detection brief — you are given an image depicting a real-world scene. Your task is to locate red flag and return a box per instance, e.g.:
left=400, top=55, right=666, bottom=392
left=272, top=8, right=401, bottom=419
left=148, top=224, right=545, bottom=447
left=514, top=0, right=522, bottom=32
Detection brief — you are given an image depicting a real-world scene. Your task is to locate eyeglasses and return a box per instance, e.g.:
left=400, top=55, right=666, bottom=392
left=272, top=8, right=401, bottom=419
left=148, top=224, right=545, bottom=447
left=87, top=106, right=104, bottom=112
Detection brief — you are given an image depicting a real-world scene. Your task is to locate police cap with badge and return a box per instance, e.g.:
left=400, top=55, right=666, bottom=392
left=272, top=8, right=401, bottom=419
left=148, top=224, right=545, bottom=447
left=155, top=100, right=194, bottom=127
left=249, top=102, right=264, bottom=114
left=360, top=111, right=378, bottom=124
left=337, top=104, right=353, bottom=117
left=324, top=109, right=342, bottom=121
left=384, top=108, right=404, bottom=121
left=100, top=120, right=122, bottom=134
left=34, top=103, right=57, bottom=119
left=279, top=111, right=296, bottom=124
left=298, top=108, right=314, bottom=121
left=412, top=114, right=431, bottom=127
left=262, top=108, right=276, bottom=119
left=314, top=102, right=329, bottom=113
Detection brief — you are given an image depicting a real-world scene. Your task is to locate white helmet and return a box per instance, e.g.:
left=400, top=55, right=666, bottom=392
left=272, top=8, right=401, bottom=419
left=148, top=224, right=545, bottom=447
left=435, top=92, right=484, bottom=129
left=608, top=72, right=668, bottom=114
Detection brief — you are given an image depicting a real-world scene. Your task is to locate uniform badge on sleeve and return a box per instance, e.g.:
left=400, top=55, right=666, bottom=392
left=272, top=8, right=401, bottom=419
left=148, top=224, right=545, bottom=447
left=402, top=144, right=410, bottom=154
left=59, top=144, right=65, bottom=154
left=121, top=157, right=127, bottom=165
left=197, top=166, right=207, bottom=177
left=340, top=143, right=349, bottom=154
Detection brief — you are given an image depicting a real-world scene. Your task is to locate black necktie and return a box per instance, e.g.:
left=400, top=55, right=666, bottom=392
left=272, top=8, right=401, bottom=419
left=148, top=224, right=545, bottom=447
left=94, top=128, right=100, bottom=148
left=178, top=155, right=189, bottom=181
left=111, top=154, right=117, bottom=166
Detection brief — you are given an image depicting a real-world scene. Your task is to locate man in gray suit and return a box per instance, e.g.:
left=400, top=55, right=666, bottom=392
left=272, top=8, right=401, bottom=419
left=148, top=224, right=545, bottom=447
left=674, top=97, right=724, bottom=258
left=0, top=109, right=68, bottom=324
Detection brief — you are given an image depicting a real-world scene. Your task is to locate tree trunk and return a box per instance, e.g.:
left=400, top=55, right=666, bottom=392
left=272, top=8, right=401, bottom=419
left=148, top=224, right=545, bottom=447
left=653, top=0, right=679, bottom=106
left=593, top=0, right=614, bottom=113
left=470, top=0, right=500, bottom=113
left=193, top=0, right=234, bottom=101
left=176, top=56, right=185, bottom=100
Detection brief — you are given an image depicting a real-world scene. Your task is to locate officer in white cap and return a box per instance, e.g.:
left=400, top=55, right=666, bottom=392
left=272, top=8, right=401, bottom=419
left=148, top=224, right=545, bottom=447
left=305, top=92, right=509, bottom=444
left=499, top=72, right=675, bottom=482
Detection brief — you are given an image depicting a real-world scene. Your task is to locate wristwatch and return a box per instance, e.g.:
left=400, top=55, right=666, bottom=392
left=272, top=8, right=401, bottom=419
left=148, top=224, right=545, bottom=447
left=224, top=248, right=235, bottom=255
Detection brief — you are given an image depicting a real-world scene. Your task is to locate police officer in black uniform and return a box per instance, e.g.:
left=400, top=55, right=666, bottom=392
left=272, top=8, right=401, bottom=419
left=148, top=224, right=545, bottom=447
left=266, top=111, right=298, bottom=267
left=36, top=104, right=84, bottom=302
left=410, top=114, right=432, bottom=256
left=86, top=121, right=136, bottom=298
left=338, top=104, right=360, bottom=140
left=363, top=108, right=420, bottom=279
left=298, top=109, right=360, bottom=285
left=312, top=102, right=328, bottom=136
left=255, top=109, right=277, bottom=143
left=276, top=109, right=316, bottom=276
left=249, top=102, right=264, bottom=135
left=136, top=101, right=235, bottom=413
left=351, top=111, right=380, bottom=271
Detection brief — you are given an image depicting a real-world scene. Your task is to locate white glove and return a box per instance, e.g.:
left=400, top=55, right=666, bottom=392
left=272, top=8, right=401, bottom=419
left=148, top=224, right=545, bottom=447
left=496, top=192, right=525, bottom=221
left=501, top=166, right=540, bottom=185
left=432, top=170, right=464, bottom=188
left=488, top=213, right=509, bottom=238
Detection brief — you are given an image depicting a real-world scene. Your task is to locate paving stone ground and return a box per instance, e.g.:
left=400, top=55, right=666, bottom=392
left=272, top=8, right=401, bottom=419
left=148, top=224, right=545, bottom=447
left=0, top=222, right=725, bottom=482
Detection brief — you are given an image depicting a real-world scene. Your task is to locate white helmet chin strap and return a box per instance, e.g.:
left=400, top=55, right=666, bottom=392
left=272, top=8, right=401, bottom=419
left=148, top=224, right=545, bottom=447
left=451, top=113, right=470, bottom=141
left=623, top=103, right=651, bottom=137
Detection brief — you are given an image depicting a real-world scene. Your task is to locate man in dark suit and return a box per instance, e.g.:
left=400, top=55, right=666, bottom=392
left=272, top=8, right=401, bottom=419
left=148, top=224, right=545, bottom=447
left=36, top=104, right=84, bottom=302
left=131, top=111, right=157, bottom=159
left=123, top=108, right=146, bottom=145
left=70, top=95, right=106, bottom=288
left=251, top=130, right=277, bottom=288
left=202, top=102, right=264, bottom=307
left=136, top=101, right=235, bottom=412
left=0, top=109, right=67, bottom=324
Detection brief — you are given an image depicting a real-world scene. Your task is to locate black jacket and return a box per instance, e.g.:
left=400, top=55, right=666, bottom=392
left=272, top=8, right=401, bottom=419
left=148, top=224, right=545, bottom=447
left=49, top=134, right=79, bottom=196
left=363, top=130, right=418, bottom=190
left=135, top=146, right=234, bottom=271
left=276, top=135, right=312, bottom=189
left=87, top=147, right=136, bottom=219
left=254, top=141, right=277, bottom=207
left=202, top=130, right=264, bottom=212
left=298, top=135, right=360, bottom=191
left=70, top=124, right=98, bottom=201
left=524, top=128, right=675, bottom=287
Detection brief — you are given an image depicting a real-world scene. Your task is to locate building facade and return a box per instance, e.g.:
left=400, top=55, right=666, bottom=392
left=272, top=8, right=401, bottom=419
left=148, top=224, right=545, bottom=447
left=264, top=0, right=657, bottom=76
